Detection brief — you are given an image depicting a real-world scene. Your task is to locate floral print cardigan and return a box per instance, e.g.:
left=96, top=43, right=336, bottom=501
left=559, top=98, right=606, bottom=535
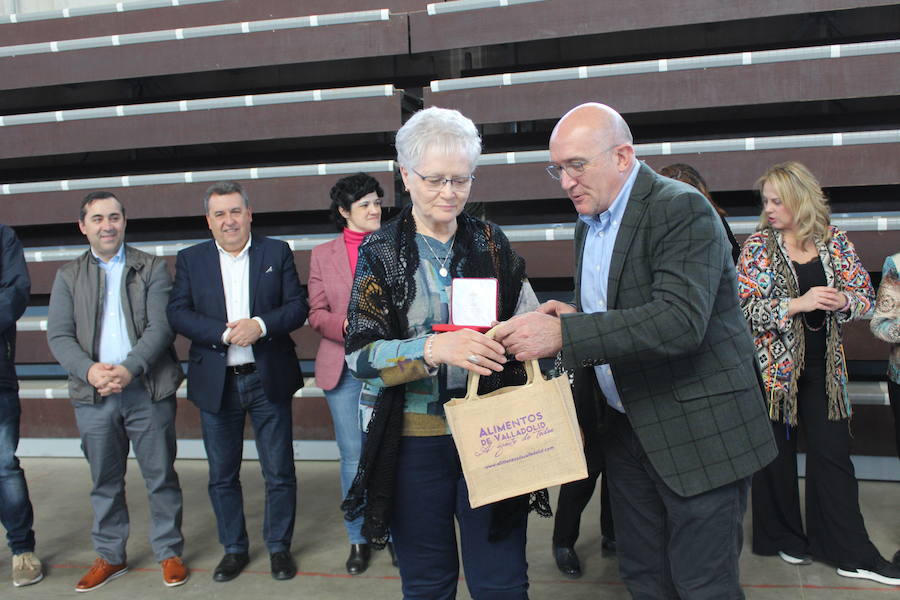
left=870, top=252, right=900, bottom=385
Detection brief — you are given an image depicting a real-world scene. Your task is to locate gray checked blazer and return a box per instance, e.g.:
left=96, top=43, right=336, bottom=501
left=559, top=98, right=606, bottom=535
left=560, top=162, right=777, bottom=498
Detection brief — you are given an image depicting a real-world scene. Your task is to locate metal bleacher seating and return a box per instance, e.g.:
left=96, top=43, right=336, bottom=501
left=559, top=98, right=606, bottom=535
left=2, top=0, right=897, bottom=475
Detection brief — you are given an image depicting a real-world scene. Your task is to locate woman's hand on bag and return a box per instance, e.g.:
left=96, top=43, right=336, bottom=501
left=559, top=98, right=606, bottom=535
left=789, top=286, right=847, bottom=315
left=430, top=329, right=508, bottom=376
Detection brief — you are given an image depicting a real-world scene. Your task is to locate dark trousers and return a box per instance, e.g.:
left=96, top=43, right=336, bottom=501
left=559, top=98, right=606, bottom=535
left=889, top=379, right=900, bottom=461
left=604, top=410, right=749, bottom=600
left=200, top=370, right=296, bottom=554
left=552, top=468, right=614, bottom=548
left=751, top=360, right=882, bottom=568
left=390, top=435, right=529, bottom=600
left=0, top=390, right=35, bottom=555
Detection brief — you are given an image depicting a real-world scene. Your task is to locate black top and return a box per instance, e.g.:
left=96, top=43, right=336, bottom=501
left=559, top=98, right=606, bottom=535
left=793, top=257, right=827, bottom=360
left=720, top=215, right=741, bottom=265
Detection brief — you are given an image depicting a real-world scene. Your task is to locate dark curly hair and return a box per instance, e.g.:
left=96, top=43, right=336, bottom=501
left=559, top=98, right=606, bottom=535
left=329, top=173, right=385, bottom=231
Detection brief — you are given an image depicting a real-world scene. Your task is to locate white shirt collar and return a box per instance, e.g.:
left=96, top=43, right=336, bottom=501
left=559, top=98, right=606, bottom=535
left=91, top=243, right=125, bottom=265
left=215, top=235, right=252, bottom=260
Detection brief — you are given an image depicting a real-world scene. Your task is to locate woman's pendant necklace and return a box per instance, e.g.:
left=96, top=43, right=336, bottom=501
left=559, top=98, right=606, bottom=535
left=421, top=234, right=455, bottom=277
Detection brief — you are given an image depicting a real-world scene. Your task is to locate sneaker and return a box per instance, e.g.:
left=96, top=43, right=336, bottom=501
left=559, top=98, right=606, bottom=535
left=893, top=549, right=900, bottom=568
left=778, top=551, right=812, bottom=565
left=12, top=552, right=44, bottom=587
left=161, top=556, right=189, bottom=587
left=837, top=557, right=900, bottom=586
left=75, top=557, right=128, bottom=592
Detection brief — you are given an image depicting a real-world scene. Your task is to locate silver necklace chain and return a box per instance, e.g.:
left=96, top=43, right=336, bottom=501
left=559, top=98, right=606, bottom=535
left=420, top=233, right=455, bottom=278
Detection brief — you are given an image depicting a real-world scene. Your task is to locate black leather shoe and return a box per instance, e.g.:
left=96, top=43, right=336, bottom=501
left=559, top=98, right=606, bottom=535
left=346, top=544, right=371, bottom=575
left=553, top=546, right=582, bottom=578
left=270, top=551, right=296, bottom=580
left=386, top=542, right=399, bottom=567
left=601, top=536, right=617, bottom=554
left=213, top=553, right=249, bottom=582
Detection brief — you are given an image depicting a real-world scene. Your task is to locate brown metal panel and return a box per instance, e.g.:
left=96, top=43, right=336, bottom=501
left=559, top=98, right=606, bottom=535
left=410, top=0, right=894, bottom=53
left=425, top=54, right=900, bottom=125
left=640, top=144, right=900, bottom=192
left=0, top=93, right=404, bottom=159
left=21, top=227, right=898, bottom=298
left=511, top=240, right=573, bottom=279
left=20, top=396, right=335, bottom=440
left=471, top=144, right=900, bottom=203
left=24, top=261, right=68, bottom=295
left=843, top=319, right=891, bottom=361
left=19, top=323, right=321, bottom=364
left=1, top=0, right=428, bottom=46
left=27, top=249, right=308, bottom=295
left=0, top=16, right=409, bottom=91
left=4, top=171, right=397, bottom=227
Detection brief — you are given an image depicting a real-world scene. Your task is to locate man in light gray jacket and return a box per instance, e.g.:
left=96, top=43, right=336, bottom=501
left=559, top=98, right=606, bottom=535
left=47, top=191, right=187, bottom=592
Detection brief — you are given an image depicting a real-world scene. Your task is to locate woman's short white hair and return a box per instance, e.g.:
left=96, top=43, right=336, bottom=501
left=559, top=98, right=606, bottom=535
left=395, top=106, right=482, bottom=171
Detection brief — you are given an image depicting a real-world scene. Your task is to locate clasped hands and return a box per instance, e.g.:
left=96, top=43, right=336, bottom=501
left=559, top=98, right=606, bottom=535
left=225, top=318, right=263, bottom=347
left=431, top=300, right=574, bottom=376
left=793, top=286, right=850, bottom=314
left=87, top=363, right=133, bottom=397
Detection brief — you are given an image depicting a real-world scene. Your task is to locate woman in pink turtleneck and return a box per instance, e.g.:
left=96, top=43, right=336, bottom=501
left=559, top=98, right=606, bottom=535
left=307, top=173, right=388, bottom=575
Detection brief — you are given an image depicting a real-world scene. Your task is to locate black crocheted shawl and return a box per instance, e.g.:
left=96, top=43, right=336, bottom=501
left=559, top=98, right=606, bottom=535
left=342, top=205, right=551, bottom=547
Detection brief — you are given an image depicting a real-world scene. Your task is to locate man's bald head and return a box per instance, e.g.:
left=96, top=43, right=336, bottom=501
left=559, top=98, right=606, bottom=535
left=548, top=103, right=636, bottom=216
left=551, top=103, right=633, bottom=149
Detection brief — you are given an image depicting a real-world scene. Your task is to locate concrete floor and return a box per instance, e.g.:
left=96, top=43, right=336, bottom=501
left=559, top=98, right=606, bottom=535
left=3, top=457, right=898, bottom=598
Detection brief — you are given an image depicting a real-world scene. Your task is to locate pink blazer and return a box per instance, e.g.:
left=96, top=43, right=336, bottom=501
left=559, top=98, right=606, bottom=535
left=308, top=234, right=353, bottom=391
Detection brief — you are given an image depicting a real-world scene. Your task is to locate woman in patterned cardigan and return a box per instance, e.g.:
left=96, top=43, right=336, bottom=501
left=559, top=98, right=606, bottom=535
left=737, top=162, right=899, bottom=586
left=870, top=251, right=900, bottom=461
left=869, top=252, right=900, bottom=569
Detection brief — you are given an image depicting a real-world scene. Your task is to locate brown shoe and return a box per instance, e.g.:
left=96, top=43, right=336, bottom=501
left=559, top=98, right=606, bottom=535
left=75, top=557, right=128, bottom=592
left=161, top=556, right=189, bottom=587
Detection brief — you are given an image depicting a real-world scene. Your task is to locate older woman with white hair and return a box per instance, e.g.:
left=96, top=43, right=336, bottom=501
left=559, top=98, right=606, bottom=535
left=341, top=107, right=546, bottom=599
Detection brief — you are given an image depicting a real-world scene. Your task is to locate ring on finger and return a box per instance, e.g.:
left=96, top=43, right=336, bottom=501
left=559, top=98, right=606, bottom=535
left=466, top=354, right=481, bottom=365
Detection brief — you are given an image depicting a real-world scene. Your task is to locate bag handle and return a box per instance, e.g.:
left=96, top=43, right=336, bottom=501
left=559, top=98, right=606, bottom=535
left=463, top=325, right=543, bottom=400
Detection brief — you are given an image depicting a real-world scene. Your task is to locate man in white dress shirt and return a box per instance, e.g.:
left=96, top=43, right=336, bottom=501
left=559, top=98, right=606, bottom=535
left=166, top=181, right=308, bottom=582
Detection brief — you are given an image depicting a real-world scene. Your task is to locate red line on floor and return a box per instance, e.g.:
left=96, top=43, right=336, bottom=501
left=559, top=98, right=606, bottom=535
left=51, top=565, right=899, bottom=591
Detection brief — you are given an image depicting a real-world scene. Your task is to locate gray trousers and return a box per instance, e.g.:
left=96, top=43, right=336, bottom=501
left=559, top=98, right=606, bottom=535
left=73, top=380, right=183, bottom=564
left=604, top=410, right=749, bottom=600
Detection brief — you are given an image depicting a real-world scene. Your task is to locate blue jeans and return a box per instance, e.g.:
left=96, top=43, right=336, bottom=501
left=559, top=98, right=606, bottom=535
left=0, top=390, right=35, bottom=555
left=200, top=371, right=296, bottom=554
left=391, top=435, right=529, bottom=600
left=324, top=368, right=364, bottom=544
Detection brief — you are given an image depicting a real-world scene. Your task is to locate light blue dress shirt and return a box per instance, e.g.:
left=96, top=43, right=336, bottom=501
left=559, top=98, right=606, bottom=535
left=579, top=160, right=640, bottom=413
left=95, top=244, right=133, bottom=365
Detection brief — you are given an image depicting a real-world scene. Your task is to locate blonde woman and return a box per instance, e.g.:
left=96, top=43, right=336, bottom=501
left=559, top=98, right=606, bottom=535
left=737, top=162, right=898, bottom=586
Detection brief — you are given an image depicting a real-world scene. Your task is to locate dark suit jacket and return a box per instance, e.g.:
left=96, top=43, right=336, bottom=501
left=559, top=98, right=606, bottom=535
left=167, top=234, right=308, bottom=413
left=560, top=163, right=776, bottom=498
left=0, top=224, right=30, bottom=391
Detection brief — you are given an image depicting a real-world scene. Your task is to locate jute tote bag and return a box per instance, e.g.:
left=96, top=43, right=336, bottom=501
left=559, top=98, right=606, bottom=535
left=445, top=332, right=587, bottom=508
